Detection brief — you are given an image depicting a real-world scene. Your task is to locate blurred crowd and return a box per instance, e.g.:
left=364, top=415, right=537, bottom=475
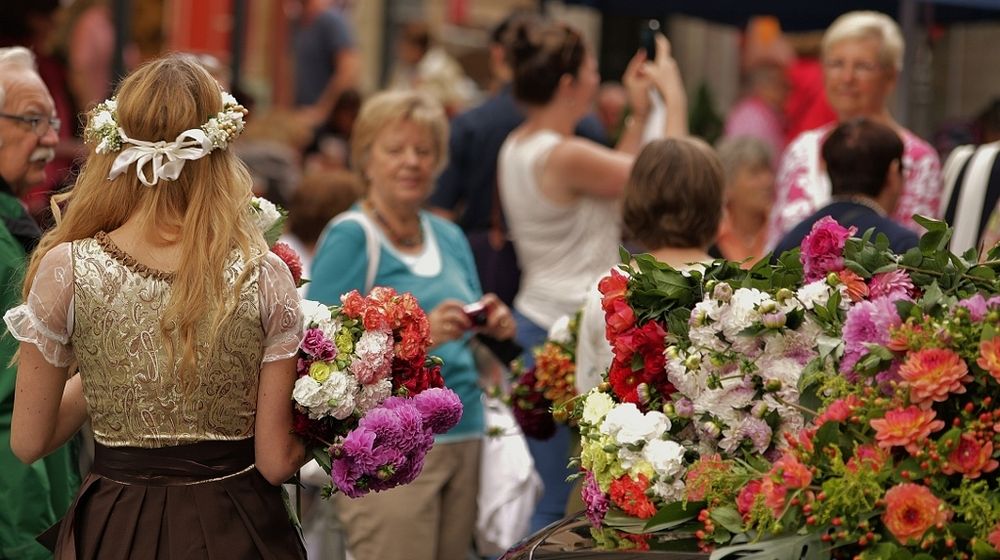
left=4, top=1, right=1000, bottom=559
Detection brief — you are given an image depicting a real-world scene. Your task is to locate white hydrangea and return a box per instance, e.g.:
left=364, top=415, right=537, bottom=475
left=600, top=403, right=670, bottom=446
left=581, top=389, right=615, bottom=426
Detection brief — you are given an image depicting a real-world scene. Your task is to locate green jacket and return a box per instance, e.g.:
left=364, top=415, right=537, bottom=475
left=0, top=190, right=79, bottom=559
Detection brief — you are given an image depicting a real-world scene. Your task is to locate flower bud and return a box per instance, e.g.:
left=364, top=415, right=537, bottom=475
left=701, top=421, right=722, bottom=438
left=685, top=355, right=702, bottom=370
left=751, top=401, right=769, bottom=418
left=704, top=280, right=718, bottom=295
left=662, top=402, right=676, bottom=417
left=775, top=288, right=794, bottom=303
left=691, top=309, right=707, bottom=328
left=665, top=345, right=680, bottom=360
left=675, top=398, right=695, bottom=418
left=758, top=301, right=777, bottom=314
left=764, top=378, right=783, bottom=392
left=762, top=310, right=787, bottom=329
left=636, top=383, right=652, bottom=405
left=599, top=382, right=612, bottom=392
left=712, top=282, right=733, bottom=302
left=826, top=272, right=841, bottom=286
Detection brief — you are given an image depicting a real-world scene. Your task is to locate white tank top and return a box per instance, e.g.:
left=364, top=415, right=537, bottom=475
left=498, top=129, right=621, bottom=329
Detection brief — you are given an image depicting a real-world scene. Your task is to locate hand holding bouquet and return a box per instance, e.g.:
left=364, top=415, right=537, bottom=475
left=293, top=287, right=463, bottom=498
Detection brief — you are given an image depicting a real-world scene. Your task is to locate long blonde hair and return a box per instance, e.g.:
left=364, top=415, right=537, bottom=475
left=24, top=54, right=265, bottom=382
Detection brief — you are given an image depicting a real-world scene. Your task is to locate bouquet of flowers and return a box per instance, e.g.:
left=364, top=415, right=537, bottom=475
left=293, top=288, right=463, bottom=498
left=578, top=216, right=1000, bottom=559
left=509, top=311, right=581, bottom=440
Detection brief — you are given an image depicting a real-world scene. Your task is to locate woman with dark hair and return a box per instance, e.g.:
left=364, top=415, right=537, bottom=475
left=497, top=18, right=688, bottom=532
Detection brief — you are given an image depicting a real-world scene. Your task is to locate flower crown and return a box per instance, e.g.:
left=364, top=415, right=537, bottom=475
left=84, top=91, right=247, bottom=186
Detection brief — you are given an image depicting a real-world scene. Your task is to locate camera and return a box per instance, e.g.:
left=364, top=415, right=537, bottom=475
left=463, top=302, right=489, bottom=327
left=641, top=19, right=661, bottom=61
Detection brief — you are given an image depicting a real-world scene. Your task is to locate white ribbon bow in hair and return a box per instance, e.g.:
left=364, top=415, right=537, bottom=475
left=108, top=128, right=214, bottom=186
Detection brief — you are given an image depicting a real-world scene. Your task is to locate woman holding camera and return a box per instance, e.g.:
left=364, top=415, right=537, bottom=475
left=308, top=90, right=516, bottom=560
left=499, top=18, right=687, bottom=533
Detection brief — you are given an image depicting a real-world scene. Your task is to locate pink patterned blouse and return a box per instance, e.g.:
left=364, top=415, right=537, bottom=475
left=765, top=123, right=943, bottom=249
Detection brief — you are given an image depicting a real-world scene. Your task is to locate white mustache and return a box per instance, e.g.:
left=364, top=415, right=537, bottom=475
left=30, top=147, right=55, bottom=164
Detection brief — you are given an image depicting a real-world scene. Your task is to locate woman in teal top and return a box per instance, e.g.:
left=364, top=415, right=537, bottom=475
left=308, top=90, right=516, bottom=560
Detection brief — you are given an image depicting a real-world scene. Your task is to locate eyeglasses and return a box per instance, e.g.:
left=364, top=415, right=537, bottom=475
left=0, top=112, right=61, bottom=137
left=823, top=59, right=883, bottom=78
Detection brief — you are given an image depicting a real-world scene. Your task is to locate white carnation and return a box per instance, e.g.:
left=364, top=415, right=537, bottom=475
left=316, top=371, right=356, bottom=420
left=719, top=288, right=768, bottom=340
left=292, top=376, right=325, bottom=410
left=651, top=478, right=687, bottom=503
left=300, top=299, right=333, bottom=330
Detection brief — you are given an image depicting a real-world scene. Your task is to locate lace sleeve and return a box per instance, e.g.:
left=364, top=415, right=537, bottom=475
left=259, top=251, right=304, bottom=363
left=2, top=243, right=75, bottom=367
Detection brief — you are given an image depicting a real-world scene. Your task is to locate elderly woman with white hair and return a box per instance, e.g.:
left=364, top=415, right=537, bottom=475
left=765, top=11, right=942, bottom=247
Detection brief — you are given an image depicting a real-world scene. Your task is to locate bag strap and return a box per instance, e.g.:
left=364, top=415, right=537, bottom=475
left=329, top=210, right=380, bottom=293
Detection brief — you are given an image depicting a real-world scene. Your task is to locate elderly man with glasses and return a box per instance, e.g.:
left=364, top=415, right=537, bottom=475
left=0, top=46, right=79, bottom=560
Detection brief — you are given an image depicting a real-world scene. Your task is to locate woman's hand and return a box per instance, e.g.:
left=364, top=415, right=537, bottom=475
left=428, top=300, right=473, bottom=346
left=622, top=49, right=652, bottom=120
left=640, top=33, right=689, bottom=138
left=476, top=293, right=516, bottom=341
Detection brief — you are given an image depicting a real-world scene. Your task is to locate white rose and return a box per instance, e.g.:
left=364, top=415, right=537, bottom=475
left=601, top=403, right=671, bottom=446
left=643, top=439, right=686, bottom=479
left=222, top=92, right=238, bottom=106
left=105, top=99, right=117, bottom=111
left=92, top=111, right=114, bottom=129
left=300, top=299, right=332, bottom=330
left=582, top=390, right=615, bottom=426
left=251, top=196, right=281, bottom=232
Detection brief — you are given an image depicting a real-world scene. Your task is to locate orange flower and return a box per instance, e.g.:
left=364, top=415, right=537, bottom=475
left=870, top=406, right=945, bottom=454
left=772, top=453, right=812, bottom=489
left=684, top=454, right=727, bottom=502
left=941, top=433, right=999, bottom=479
left=846, top=444, right=889, bottom=473
left=898, top=348, right=971, bottom=407
left=887, top=322, right=925, bottom=352
left=838, top=269, right=869, bottom=302
left=882, top=483, right=949, bottom=544
left=989, top=524, right=1000, bottom=552
left=533, top=342, right=577, bottom=405
left=978, top=337, right=1000, bottom=384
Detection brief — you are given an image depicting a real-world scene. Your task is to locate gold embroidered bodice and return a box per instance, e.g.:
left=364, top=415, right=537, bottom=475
left=72, top=234, right=265, bottom=447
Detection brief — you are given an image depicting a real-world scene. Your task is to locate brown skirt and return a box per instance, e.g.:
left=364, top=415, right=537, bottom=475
left=43, top=438, right=306, bottom=560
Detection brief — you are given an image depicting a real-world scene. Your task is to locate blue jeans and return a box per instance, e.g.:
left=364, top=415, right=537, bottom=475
left=513, top=310, right=576, bottom=534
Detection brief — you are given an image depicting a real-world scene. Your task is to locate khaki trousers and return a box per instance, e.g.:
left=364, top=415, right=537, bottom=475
left=336, top=438, right=481, bottom=560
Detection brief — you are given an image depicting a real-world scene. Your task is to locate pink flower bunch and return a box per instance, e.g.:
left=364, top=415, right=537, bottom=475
left=799, top=216, right=856, bottom=282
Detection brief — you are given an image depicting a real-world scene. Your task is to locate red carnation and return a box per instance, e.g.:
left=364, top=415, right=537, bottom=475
left=271, top=242, right=304, bottom=286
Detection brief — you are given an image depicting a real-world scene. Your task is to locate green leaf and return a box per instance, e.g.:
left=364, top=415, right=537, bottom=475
left=643, top=500, right=704, bottom=533
left=972, top=537, right=1000, bottom=559
left=602, top=509, right=649, bottom=534
left=913, top=214, right=947, bottom=232
left=900, top=248, right=923, bottom=268
left=710, top=506, right=744, bottom=534
left=708, top=532, right=828, bottom=560
left=311, top=446, right=332, bottom=473
left=918, top=230, right=945, bottom=254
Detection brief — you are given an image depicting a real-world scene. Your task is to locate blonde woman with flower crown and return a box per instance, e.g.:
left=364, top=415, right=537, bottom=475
left=2, top=55, right=308, bottom=559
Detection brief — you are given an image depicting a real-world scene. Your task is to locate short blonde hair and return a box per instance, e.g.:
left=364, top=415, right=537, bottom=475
left=350, top=90, right=449, bottom=188
left=822, top=11, right=904, bottom=72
